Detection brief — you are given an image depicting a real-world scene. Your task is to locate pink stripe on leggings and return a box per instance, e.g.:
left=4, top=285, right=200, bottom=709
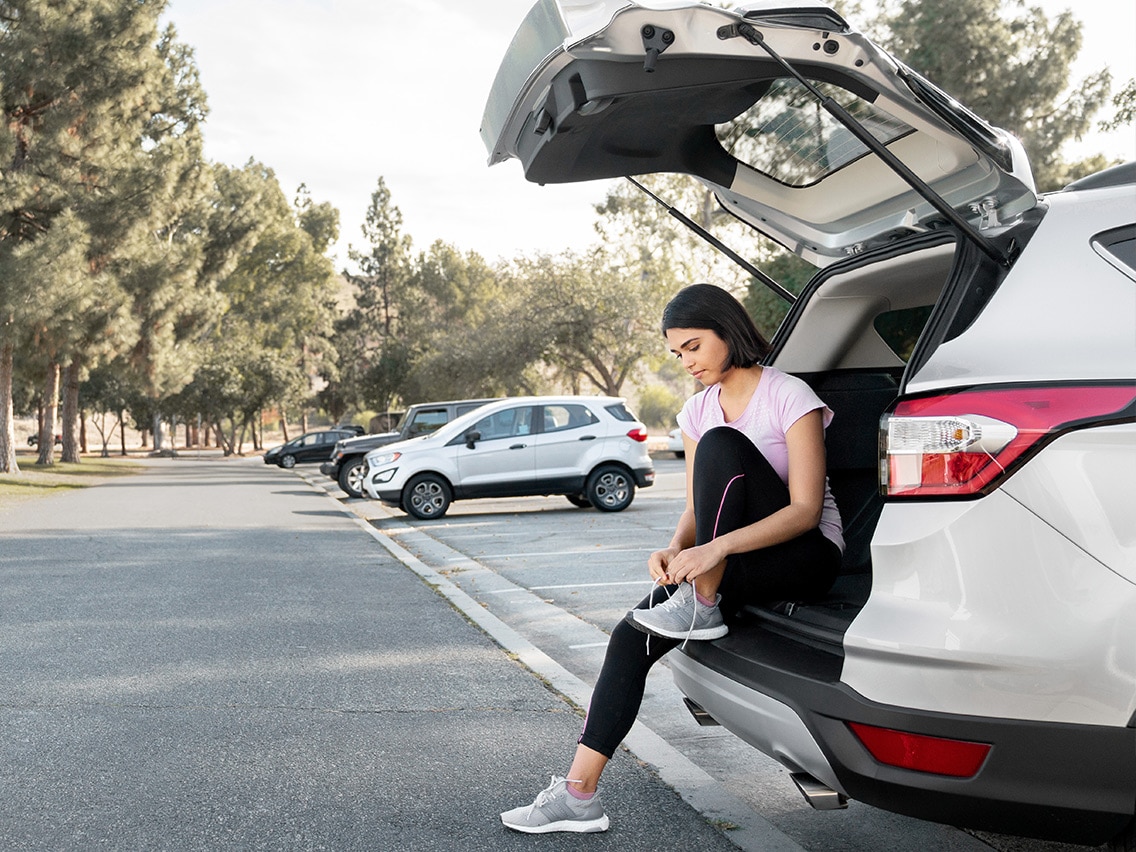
left=712, top=474, right=745, bottom=539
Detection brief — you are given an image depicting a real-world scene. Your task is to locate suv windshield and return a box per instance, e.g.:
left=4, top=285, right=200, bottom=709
left=717, top=78, right=913, bottom=188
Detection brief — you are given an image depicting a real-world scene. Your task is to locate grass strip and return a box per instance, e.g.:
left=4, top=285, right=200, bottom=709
left=0, top=456, right=142, bottom=506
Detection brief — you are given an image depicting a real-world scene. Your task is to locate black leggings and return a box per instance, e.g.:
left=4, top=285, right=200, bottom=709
left=578, top=426, right=841, bottom=759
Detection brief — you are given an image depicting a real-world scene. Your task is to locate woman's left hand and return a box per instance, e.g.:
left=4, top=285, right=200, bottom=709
left=665, top=540, right=727, bottom=586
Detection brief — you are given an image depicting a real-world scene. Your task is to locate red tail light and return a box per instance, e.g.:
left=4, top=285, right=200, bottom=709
left=848, top=722, right=991, bottom=778
left=626, top=428, right=649, bottom=442
left=881, top=384, right=1134, bottom=498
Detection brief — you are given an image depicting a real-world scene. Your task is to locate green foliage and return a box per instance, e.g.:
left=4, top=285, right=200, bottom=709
left=0, top=0, right=215, bottom=464
left=333, top=178, right=414, bottom=411
left=1100, top=79, right=1135, bottom=134
left=870, top=0, right=1113, bottom=191
left=743, top=253, right=814, bottom=339
left=635, top=384, right=685, bottom=430
left=3, top=0, right=1126, bottom=466
left=508, top=247, right=673, bottom=396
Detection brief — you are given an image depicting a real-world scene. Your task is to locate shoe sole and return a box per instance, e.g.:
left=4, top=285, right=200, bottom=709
left=626, top=611, right=728, bottom=641
left=501, top=815, right=610, bottom=833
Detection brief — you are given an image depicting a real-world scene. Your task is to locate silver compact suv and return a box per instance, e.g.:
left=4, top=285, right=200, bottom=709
left=361, top=395, right=655, bottom=519
left=483, top=2, right=1135, bottom=848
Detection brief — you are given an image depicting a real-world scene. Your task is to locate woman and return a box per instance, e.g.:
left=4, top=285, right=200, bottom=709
left=501, top=283, right=844, bottom=834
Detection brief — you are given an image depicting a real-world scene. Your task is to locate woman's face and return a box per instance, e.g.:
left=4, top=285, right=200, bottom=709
left=665, top=327, right=732, bottom=387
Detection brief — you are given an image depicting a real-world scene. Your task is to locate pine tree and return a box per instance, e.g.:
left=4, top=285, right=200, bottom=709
left=0, top=0, right=207, bottom=468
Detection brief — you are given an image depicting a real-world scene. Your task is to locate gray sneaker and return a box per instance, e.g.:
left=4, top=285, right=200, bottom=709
left=500, top=776, right=610, bottom=834
left=627, top=582, right=728, bottom=641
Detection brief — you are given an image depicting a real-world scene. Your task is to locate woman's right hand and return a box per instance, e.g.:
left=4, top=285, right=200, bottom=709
left=648, top=546, right=680, bottom=585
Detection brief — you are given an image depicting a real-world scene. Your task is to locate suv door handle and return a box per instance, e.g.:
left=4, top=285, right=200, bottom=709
left=578, top=435, right=597, bottom=441
left=509, top=443, right=528, bottom=450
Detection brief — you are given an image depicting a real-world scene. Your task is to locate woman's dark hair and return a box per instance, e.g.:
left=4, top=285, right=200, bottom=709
left=661, top=283, right=770, bottom=368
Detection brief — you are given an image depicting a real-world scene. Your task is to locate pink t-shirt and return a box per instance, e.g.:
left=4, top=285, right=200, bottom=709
left=676, top=367, right=844, bottom=551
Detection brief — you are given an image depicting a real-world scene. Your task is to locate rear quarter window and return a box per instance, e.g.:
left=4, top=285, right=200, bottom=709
left=541, top=404, right=600, bottom=432
left=1093, top=225, right=1136, bottom=279
left=873, top=305, right=933, bottom=363
left=604, top=402, right=637, bottom=422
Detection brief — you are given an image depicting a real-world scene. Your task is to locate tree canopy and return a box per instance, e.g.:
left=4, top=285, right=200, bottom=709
left=1, top=0, right=1128, bottom=465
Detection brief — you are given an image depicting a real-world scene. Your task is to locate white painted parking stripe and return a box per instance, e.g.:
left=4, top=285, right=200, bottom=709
left=474, top=547, right=653, bottom=559
left=488, top=580, right=653, bottom=594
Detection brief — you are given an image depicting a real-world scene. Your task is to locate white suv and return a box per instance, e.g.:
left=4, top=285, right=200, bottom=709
left=483, top=2, right=1135, bottom=848
left=361, top=395, right=655, bottom=519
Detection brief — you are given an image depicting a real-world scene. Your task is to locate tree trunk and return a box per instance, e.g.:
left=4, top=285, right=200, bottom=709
left=80, top=409, right=88, bottom=453
left=36, top=361, right=60, bottom=466
left=60, top=361, right=81, bottom=463
left=0, top=339, right=19, bottom=474
left=301, top=410, right=309, bottom=433
left=151, top=412, right=164, bottom=454
left=119, top=411, right=127, bottom=455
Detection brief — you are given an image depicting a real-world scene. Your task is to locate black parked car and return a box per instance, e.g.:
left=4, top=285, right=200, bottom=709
left=263, top=428, right=360, bottom=469
left=27, top=433, right=63, bottom=447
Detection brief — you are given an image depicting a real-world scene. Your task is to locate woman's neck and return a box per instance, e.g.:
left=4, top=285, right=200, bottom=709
left=716, top=364, right=763, bottom=421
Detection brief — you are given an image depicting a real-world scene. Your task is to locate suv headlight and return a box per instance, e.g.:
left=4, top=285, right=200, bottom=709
left=367, top=450, right=401, bottom=466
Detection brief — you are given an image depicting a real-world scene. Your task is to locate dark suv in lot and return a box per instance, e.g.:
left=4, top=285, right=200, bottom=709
left=320, top=399, right=497, bottom=497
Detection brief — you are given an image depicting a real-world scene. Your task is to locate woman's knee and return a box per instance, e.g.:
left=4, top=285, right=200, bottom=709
left=696, top=426, right=753, bottom=460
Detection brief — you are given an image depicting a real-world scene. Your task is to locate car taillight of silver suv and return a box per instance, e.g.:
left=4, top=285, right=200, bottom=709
left=881, top=384, right=1136, bottom=498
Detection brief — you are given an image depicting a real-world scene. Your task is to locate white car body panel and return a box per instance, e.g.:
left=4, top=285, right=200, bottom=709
left=845, top=483, right=1136, bottom=727
left=1000, top=424, right=1136, bottom=584
left=907, top=186, right=1136, bottom=393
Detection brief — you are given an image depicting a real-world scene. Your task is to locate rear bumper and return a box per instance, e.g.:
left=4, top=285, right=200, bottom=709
left=632, top=467, right=655, bottom=488
left=671, top=624, right=1136, bottom=846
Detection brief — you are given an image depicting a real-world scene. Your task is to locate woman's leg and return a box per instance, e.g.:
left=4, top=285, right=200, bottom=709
left=693, top=427, right=839, bottom=609
left=573, top=427, right=838, bottom=786
left=574, top=585, right=679, bottom=775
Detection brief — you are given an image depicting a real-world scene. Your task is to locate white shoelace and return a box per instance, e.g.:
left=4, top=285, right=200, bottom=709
left=530, top=776, right=586, bottom=816
left=641, top=578, right=701, bottom=652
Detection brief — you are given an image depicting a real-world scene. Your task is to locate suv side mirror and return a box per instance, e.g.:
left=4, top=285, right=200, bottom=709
left=465, top=430, right=481, bottom=449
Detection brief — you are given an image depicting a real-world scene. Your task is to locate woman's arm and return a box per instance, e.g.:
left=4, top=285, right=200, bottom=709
left=647, top=430, right=699, bottom=583
left=663, top=409, right=827, bottom=586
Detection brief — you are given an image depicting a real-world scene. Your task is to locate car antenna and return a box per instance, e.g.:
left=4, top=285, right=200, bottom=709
left=721, top=23, right=1011, bottom=269
left=626, top=176, right=797, bottom=305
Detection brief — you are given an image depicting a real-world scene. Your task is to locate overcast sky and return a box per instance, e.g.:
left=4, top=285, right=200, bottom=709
left=163, top=0, right=1136, bottom=271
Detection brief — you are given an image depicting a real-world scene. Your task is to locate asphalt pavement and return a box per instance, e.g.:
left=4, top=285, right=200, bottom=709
left=0, top=457, right=743, bottom=851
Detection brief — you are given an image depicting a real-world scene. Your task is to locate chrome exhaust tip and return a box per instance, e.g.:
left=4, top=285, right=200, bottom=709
left=791, top=772, right=848, bottom=810
left=682, top=697, right=720, bottom=726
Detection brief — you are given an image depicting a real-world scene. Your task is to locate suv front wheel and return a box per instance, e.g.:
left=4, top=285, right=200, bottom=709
left=404, top=473, right=452, bottom=520
left=338, top=458, right=367, bottom=498
left=587, top=465, right=634, bottom=512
